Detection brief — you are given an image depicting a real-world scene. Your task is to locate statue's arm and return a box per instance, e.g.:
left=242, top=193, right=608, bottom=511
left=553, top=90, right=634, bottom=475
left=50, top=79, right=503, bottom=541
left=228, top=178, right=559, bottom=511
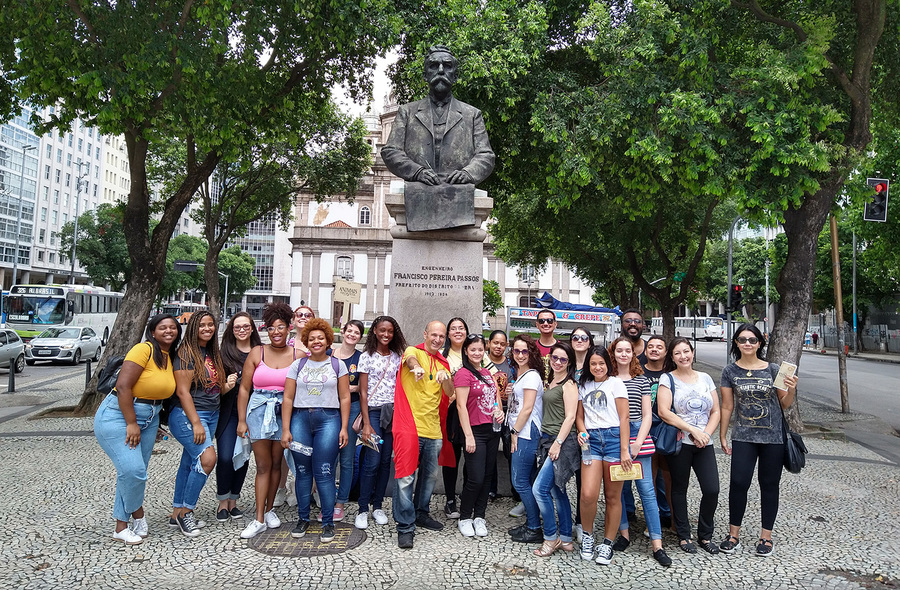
left=381, top=106, right=425, bottom=181
left=461, top=109, right=495, bottom=184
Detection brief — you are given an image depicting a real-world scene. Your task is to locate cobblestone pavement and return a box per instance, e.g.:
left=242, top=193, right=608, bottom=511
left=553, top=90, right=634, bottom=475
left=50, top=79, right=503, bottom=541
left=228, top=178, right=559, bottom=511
left=1, top=375, right=899, bottom=590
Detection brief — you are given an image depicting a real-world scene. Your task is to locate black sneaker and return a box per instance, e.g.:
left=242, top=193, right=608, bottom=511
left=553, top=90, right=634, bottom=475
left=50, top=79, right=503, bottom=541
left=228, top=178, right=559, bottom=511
left=653, top=548, right=673, bottom=567
left=510, top=527, right=543, bottom=543
left=176, top=512, right=201, bottom=538
left=443, top=501, right=460, bottom=519
left=229, top=507, right=244, bottom=520
left=398, top=531, right=414, bottom=549
left=320, top=524, right=335, bottom=542
left=612, top=535, right=630, bottom=552
left=508, top=523, right=528, bottom=536
left=216, top=509, right=230, bottom=522
left=291, top=520, right=310, bottom=538
left=416, top=514, right=444, bottom=531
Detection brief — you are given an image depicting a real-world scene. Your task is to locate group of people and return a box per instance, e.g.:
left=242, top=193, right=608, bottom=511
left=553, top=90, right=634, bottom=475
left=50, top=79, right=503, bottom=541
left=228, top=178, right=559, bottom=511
left=94, top=305, right=799, bottom=568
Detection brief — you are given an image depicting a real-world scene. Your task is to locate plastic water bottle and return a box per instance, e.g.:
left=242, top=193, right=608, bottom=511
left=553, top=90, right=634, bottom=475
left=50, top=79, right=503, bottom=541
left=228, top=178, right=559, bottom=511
left=288, top=441, right=313, bottom=456
left=579, top=432, right=592, bottom=465
left=369, top=433, right=383, bottom=446
left=492, top=403, right=502, bottom=432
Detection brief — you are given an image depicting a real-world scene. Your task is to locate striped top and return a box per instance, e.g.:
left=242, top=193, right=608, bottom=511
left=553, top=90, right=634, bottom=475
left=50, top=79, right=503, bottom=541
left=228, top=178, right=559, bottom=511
left=622, top=375, right=651, bottom=422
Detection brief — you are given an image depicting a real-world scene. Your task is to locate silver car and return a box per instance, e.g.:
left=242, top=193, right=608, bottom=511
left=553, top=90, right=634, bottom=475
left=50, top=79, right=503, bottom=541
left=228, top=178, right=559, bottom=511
left=25, top=326, right=103, bottom=366
left=0, top=330, right=25, bottom=373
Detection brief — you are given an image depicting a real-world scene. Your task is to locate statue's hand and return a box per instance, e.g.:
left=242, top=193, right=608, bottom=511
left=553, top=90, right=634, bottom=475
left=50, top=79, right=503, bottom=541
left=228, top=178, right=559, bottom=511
left=415, top=168, right=440, bottom=185
left=446, top=170, right=473, bottom=184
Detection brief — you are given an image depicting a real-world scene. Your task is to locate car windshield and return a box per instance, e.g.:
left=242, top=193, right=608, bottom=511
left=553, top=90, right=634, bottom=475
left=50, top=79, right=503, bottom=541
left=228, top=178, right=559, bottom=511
left=38, top=328, right=81, bottom=339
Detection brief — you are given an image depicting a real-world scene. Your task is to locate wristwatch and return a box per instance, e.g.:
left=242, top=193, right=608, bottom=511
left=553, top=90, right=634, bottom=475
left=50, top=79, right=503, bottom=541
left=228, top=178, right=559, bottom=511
left=555, top=438, right=565, bottom=445
left=510, top=426, right=519, bottom=435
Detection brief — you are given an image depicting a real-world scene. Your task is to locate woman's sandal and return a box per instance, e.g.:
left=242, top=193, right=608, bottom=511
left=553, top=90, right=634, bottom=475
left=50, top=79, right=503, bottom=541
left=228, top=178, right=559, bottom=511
left=560, top=541, right=575, bottom=552
left=679, top=539, right=697, bottom=554
left=533, top=538, right=562, bottom=557
left=755, top=538, right=774, bottom=557
left=719, top=534, right=741, bottom=554
left=698, top=539, right=720, bottom=555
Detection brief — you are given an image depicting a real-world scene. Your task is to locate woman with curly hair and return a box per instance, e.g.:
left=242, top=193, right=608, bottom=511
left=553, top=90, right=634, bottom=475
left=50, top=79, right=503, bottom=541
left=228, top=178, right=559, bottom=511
left=169, top=310, right=230, bottom=537
left=237, top=302, right=297, bottom=539
left=281, top=317, right=351, bottom=543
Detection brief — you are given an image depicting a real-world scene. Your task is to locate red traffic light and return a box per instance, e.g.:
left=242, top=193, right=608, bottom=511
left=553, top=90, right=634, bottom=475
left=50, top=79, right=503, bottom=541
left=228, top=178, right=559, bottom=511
left=732, top=285, right=743, bottom=292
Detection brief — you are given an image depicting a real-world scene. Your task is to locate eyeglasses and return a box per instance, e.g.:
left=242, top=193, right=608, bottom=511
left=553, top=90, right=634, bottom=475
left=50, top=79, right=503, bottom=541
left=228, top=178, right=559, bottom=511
left=295, top=312, right=314, bottom=319
left=511, top=348, right=530, bottom=356
left=570, top=334, right=590, bottom=342
left=537, top=318, right=555, bottom=325
left=623, top=318, right=643, bottom=325
left=465, top=334, right=482, bottom=341
left=233, top=325, right=253, bottom=332
left=549, top=354, right=568, bottom=364
left=737, top=337, right=759, bottom=345
left=266, top=325, right=288, bottom=333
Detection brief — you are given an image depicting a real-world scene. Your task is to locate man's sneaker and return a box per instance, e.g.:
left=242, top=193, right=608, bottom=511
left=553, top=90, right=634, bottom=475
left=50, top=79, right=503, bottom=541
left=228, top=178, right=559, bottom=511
left=508, top=523, right=528, bottom=536
left=333, top=506, right=345, bottom=522
left=112, top=528, right=143, bottom=545
left=273, top=487, right=287, bottom=507
left=355, top=512, right=369, bottom=529
left=473, top=518, right=488, bottom=537
left=321, top=524, right=335, bottom=542
left=508, top=502, right=526, bottom=517
left=458, top=519, right=475, bottom=537
left=372, top=509, right=389, bottom=525
left=229, top=507, right=244, bottom=520
left=595, top=539, right=614, bottom=565
left=756, top=538, right=774, bottom=557
left=510, top=527, right=543, bottom=543
left=216, top=509, right=230, bottom=522
left=416, top=514, right=444, bottom=531
left=291, top=520, right=310, bottom=538
left=132, top=517, right=148, bottom=538
left=574, top=524, right=584, bottom=543
left=397, top=531, right=414, bottom=549
left=176, top=512, right=201, bottom=538
left=612, top=534, right=630, bottom=552
left=169, top=516, right=206, bottom=529
left=580, top=533, right=595, bottom=560
left=719, top=535, right=741, bottom=554
left=240, top=519, right=267, bottom=539
left=264, top=510, right=281, bottom=529
left=444, top=501, right=460, bottom=519
left=653, top=548, right=673, bottom=567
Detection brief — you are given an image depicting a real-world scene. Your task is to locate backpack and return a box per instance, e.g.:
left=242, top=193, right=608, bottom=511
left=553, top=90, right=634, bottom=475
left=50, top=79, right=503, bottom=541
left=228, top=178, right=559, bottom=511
left=295, top=354, right=341, bottom=377
left=97, top=355, right=126, bottom=395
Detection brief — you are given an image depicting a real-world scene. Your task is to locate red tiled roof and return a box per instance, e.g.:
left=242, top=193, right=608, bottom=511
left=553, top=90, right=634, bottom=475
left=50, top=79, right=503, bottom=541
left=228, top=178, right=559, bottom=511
left=324, top=220, right=351, bottom=228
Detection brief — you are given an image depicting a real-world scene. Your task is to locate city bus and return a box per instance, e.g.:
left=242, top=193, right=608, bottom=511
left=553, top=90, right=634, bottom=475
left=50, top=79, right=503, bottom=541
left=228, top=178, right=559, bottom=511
left=5, top=284, right=124, bottom=341
left=650, top=316, right=725, bottom=340
left=161, top=302, right=206, bottom=324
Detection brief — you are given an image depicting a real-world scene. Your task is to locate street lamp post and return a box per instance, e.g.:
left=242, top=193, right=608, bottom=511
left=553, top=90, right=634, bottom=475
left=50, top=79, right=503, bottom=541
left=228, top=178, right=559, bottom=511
left=69, top=160, right=89, bottom=284
left=11, top=144, right=36, bottom=286
left=726, top=216, right=742, bottom=365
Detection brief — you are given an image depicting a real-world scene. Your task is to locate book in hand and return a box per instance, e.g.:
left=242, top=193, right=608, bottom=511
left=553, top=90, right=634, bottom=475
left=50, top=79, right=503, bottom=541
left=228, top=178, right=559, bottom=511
left=609, top=462, right=643, bottom=481
left=773, top=361, right=797, bottom=390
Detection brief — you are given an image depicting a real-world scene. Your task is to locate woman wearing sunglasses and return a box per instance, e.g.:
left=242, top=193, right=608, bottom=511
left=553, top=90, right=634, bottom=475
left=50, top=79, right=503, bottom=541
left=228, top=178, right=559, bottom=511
left=441, top=317, right=469, bottom=520
left=719, top=324, right=798, bottom=557
left=568, top=327, right=593, bottom=541
left=532, top=342, right=580, bottom=557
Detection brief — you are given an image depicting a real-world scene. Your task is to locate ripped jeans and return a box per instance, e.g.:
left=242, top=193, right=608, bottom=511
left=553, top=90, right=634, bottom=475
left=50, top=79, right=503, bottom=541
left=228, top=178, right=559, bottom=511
left=169, top=406, right=219, bottom=511
left=289, top=407, right=341, bottom=526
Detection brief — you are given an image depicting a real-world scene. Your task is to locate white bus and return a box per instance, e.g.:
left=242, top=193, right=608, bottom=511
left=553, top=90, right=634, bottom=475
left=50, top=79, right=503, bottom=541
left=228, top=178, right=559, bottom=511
left=650, top=316, right=725, bottom=341
left=5, top=284, right=123, bottom=341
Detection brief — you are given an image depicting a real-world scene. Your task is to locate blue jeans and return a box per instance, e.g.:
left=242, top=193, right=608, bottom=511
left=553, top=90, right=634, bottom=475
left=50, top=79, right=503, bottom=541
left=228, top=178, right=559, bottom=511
left=94, top=394, right=161, bottom=522
left=510, top=422, right=541, bottom=530
left=215, top=406, right=248, bottom=501
left=358, top=406, right=395, bottom=513
left=532, top=438, right=573, bottom=542
left=619, top=423, right=662, bottom=540
left=289, top=407, right=341, bottom=525
left=170, top=406, right=219, bottom=510
left=335, top=399, right=360, bottom=504
left=392, top=436, right=442, bottom=534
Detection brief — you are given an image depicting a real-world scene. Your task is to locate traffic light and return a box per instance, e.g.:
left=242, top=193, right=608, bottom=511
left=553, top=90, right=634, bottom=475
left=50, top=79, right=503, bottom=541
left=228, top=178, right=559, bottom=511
left=728, top=284, right=743, bottom=313
left=864, top=178, right=889, bottom=222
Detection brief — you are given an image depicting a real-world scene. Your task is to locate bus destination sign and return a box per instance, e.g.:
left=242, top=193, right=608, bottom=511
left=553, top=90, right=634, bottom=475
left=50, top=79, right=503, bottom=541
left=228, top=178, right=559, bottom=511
left=10, top=286, right=65, bottom=296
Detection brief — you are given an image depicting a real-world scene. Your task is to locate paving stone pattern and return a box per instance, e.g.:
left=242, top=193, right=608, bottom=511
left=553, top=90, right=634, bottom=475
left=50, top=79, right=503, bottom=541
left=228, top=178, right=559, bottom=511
left=1, top=378, right=898, bottom=589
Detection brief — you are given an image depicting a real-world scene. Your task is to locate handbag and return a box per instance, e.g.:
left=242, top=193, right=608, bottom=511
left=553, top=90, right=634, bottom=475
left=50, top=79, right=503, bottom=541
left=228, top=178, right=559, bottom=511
left=650, top=373, right=682, bottom=456
left=780, top=406, right=808, bottom=474
left=352, top=413, right=364, bottom=434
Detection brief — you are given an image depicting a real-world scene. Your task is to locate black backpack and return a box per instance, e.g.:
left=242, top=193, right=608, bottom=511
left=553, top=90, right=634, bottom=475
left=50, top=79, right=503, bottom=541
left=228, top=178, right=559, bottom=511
left=96, top=355, right=126, bottom=395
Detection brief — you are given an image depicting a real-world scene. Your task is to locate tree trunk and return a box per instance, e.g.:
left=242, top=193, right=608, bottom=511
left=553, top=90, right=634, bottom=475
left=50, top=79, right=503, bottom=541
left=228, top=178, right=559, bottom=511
left=203, top=246, right=222, bottom=320
left=661, top=305, right=677, bottom=344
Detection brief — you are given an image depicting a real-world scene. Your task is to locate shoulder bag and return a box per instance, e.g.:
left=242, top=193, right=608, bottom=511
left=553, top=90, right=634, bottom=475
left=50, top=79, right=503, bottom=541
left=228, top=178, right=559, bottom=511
left=779, top=402, right=808, bottom=474
left=649, top=373, right=682, bottom=456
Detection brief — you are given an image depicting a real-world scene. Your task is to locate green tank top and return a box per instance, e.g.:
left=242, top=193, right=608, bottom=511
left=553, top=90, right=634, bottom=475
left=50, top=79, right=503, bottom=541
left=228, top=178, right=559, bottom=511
left=541, top=381, right=569, bottom=438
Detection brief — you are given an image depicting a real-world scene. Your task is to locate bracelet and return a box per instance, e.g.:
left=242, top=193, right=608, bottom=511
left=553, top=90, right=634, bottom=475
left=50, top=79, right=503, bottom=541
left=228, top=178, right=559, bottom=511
left=555, top=438, right=564, bottom=445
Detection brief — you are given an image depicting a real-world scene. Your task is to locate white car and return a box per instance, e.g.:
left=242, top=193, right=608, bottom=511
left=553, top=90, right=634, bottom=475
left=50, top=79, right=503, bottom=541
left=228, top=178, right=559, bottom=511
left=25, top=326, right=103, bottom=366
left=0, top=329, right=25, bottom=373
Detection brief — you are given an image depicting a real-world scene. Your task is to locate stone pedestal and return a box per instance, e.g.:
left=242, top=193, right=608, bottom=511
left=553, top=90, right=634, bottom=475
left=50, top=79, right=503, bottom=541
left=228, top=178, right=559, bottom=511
left=386, top=183, right=493, bottom=341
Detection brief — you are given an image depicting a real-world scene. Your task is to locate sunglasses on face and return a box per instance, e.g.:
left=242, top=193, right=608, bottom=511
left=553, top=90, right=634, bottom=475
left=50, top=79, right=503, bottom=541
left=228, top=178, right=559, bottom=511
left=549, top=354, right=568, bottom=364
left=570, top=334, right=590, bottom=342
left=737, top=337, right=759, bottom=345
left=623, top=318, right=643, bottom=325
left=295, top=312, right=314, bottom=319
left=512, top=348, right=529, bottom=356
left=537, top=318, right=555, bottom=325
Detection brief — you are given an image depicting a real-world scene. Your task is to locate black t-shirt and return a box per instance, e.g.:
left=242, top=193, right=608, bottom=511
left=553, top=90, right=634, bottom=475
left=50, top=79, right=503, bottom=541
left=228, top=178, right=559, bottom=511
left=172, top=347, right=221, bottom=412
left=720, top=362, right=784, bottom=444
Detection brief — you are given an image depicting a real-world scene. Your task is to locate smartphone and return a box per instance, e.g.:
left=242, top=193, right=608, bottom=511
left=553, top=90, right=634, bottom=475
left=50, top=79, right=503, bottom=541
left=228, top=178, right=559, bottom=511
left=773, top=361, right=797, bottom=390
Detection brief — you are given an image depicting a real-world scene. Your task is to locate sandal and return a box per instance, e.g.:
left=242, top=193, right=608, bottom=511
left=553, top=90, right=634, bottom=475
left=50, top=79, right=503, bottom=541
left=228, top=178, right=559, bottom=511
left=755, top=538, right=774, bottom=557
left=533, top=538, right=562, bottom=557
left=679, top=539, right=697, bottom=554
left=560, top=541, right=575, bottom=552
left=719, top=534, right=741, bottom=554
left=698, top=539, right=720, bottom=555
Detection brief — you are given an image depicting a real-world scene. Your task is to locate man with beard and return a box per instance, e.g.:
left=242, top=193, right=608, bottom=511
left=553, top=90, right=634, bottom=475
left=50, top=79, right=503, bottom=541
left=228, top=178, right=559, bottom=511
left=621, top=309, right=647, bottom=364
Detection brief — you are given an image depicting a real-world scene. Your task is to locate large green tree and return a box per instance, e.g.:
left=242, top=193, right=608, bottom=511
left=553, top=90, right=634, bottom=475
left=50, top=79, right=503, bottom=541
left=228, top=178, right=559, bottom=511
left=1, top=1, right=397, bottom=412
left=59, top=203, right=131, bottom=291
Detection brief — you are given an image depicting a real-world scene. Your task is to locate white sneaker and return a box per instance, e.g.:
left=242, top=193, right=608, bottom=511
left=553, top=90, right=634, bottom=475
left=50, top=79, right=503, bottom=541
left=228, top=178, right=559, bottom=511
left=580, top=533, right=595, bottom=560
left=458, top=518, right=475, bottom=537
left=508, top=502, right=526, bottom=517
left=355, top=512, right=369, bottom=530
left=112, top=528, right=143, bottom=545
left=574, top=524, right=584, bottom=543
left=264, top=510, right=282, bottom=529
left=240, top=519, right=267, bottom=539
left=473, top=518, right=488, bottom=537
left=273, top=488, right=287, bottom=508
left=372, top=509, right=389, bottom=525
left=132, top=517, right=148, bottom=538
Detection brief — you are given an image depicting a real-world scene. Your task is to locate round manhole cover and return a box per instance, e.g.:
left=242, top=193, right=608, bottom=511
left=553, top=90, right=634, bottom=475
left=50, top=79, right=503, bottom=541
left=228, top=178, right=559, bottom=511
left=247, top=521, right=366, bottom=557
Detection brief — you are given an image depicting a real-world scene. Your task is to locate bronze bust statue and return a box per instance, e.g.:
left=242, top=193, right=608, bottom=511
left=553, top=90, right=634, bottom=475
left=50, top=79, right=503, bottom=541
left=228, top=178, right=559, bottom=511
left=382, top=46, right=495, bottom=231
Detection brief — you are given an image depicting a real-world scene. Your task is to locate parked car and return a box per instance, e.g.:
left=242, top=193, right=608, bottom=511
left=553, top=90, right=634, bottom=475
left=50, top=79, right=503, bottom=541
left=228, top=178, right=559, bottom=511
left=25, top=326, right=103, bottom=366
left=0, top=329, right=25, bottom=373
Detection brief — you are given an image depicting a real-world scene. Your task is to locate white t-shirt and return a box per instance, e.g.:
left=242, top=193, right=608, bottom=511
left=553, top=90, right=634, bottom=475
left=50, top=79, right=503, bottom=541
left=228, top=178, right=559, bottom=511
left=579, top=377, right=628, bottom=429
left=506, top=369, right=544, bottom=440
left=662, top=371, right=717, bottom=446
left=286, top=357, right=348, bottom=409
left=357, top=351, right=401, bottom=408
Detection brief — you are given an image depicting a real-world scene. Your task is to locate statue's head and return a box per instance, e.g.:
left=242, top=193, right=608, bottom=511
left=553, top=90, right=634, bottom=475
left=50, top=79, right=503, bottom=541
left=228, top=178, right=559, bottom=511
left=423, top=46, right=458, bottom=95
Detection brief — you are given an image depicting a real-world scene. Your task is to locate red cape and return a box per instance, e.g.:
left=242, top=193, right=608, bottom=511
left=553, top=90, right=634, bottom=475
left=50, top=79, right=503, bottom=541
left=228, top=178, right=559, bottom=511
left=392, top=343, right=455, bottom=479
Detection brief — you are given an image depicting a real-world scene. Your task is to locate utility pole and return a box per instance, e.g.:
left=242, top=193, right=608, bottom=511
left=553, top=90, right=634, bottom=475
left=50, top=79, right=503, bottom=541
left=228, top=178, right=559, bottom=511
left=69, top=160, right=90, bottom=284
left=829, top=214, right=850, bottom=412
left=11, top=144, right=36, bottom=286
left=726, top=217, right=741, bottom=365
left=852, top=231, right=857, bottom=354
